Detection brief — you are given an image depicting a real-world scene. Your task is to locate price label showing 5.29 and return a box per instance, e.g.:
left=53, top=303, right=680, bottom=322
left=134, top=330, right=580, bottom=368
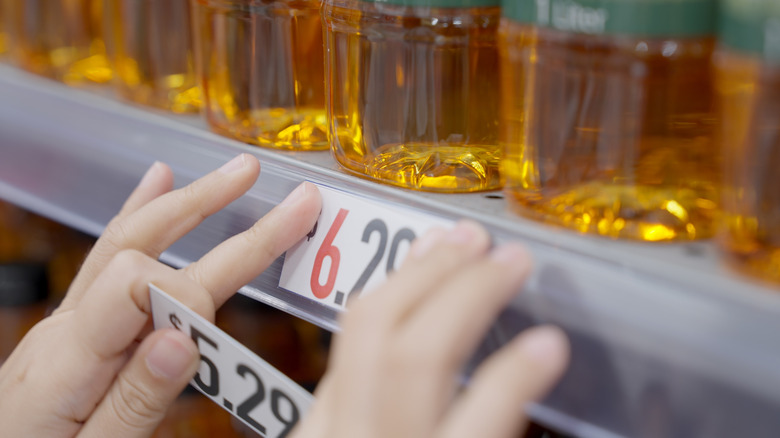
left=279, top=184, right=453, bottom=310
left=150, top=284, right=313, bottom=438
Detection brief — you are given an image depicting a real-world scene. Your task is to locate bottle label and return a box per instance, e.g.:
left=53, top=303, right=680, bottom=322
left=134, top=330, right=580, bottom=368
left=770, top=20, right=780, bottom=63
left=721, top=0, right=780, bottom=64
left=503, top=0, right=717, bottom=37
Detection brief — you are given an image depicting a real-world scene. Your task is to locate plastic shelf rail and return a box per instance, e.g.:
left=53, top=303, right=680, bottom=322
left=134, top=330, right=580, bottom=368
left=1, top=65, right=779, bottom=438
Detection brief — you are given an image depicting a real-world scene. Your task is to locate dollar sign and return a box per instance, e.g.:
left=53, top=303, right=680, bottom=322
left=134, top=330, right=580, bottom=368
left=169, top=313, right=182, bottom=331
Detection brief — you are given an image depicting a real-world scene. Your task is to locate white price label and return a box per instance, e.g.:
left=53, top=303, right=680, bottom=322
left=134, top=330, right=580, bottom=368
left=150, top=284, right=313, bottom=438
left=279, top=184, right=454, bottom=311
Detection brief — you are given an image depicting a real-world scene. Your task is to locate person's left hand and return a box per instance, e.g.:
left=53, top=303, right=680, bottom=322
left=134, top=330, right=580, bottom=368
left=0, top=154, right=321, bottom=437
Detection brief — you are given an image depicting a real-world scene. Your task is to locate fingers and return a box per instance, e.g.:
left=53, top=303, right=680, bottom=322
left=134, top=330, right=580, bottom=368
left=116, top=162, right=174, bottom=218
left=289, top=375, right=337, bottom=438
left=77, top=329, right=199, bottom=438
left=361, top=242, right=532, bottom=436
left=400, top=243, right=533, bottom=374
left=46, top=250, right=215, bottom=425
left=437, top=326, right=570, bottom=438
left=60, top=162, right=174, bottom=312
left=324, top=226, right=523, bottom=437
left=184, top=181, right=322, bottom=307
left=61, top=153, right=261, bottom=311
left=320, top=222, right=567, bottom=438
left=352, top=221, right=491, bottom=329
left=72, top=250, right=214, bottom=365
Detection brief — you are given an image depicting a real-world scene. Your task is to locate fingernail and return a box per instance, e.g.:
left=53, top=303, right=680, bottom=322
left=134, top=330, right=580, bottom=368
left=410, top=228, right=447, bottom=258
left=445, top=220, right=482, bottom=245
left=218, top=154, right=247, bottom=174
left=279, top=182, right=309, bottom=208
left=146, top=331, right=197, bottom=380
left=518, top=326, right=568, bottom=364
left=490, top=243, right=530, bottom=266
left=138, top=162, right=163, bottom=188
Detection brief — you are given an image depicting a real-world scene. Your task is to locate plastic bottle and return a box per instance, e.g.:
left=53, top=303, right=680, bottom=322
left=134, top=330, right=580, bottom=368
left=716, top=0, right=780, bottom=282
left=106, top=0, right=200, bottom=112
left=322, top=0, right=502, bottom=192
left=192, top=0, right=327, bottom=150
left=500, top=0, right=719, bottom=241
left=11, top=0, right=111, bottom=84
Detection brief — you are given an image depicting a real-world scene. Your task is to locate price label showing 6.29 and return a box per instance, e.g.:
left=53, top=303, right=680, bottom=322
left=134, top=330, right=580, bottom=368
left=279, top=184, right=453, bottom=311
left=150, top=284, right=313, bottom=438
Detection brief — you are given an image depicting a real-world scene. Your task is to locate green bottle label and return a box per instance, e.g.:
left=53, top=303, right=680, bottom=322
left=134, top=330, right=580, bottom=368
left=503, top=0, right=717, bottom=37
left=721, top=0, right=780, bottom=64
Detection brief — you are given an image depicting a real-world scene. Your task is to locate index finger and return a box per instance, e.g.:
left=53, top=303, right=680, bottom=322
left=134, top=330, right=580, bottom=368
left=60, top=154, right=260, bottom=312
left=183, top=181, right=322, bottom=307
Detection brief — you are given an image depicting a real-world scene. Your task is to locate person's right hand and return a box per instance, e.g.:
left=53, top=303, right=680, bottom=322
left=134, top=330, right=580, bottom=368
left=294, top=221, right=570, bottom=438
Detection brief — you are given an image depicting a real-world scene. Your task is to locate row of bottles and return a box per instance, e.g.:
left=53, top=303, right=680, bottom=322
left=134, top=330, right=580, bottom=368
left=0, top=0, right=111, bottom=84
left=0, top=0, right=199, bottom=109
left=1, top=1, right=778, bottom=281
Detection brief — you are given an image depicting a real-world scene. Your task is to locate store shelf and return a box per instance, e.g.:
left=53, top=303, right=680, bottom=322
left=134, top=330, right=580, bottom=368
left=1, top=64, right=779, bottom=437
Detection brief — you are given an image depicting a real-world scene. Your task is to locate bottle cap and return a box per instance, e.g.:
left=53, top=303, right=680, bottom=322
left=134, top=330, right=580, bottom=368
left=721, top=0, right=780, bottom=63
left=0, top=263, right=49, bottom=307
left=503, top=0, right=717, bottom=37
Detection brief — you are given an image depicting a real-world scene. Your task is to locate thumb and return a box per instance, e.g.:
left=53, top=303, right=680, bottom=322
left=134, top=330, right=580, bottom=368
left=78, top=329, right=200, bottom=437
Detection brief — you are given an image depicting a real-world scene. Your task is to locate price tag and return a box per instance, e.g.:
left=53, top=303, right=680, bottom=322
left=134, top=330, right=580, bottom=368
left=150, top=284, right=313, bottom=438
left=279, top=184, right=454, bottom=311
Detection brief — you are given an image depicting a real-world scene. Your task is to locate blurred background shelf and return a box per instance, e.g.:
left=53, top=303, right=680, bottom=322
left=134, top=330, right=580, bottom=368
left=1, top=64, right=779, bottom=437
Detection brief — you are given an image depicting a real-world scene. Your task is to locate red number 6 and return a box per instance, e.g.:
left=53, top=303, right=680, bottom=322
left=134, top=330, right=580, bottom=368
left=310, top=208, right=349, bottom=299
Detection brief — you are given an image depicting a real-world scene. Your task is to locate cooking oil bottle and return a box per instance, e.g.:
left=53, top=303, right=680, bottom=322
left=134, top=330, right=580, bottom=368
left=500, top=0, right=719, bottom=241
left=717, top=0, right=780, bottom=282
left=192, top=0, right=327, bottom=151
left=322, top=0, right=502, bottom=192
left=11, top=0, right=111, bottom=84
left=106, top=0, right=200, bottom=113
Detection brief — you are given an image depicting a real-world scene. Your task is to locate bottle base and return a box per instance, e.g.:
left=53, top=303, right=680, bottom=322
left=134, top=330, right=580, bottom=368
left=117, top=80, right=201, bottom=114
left=508, top=183, right=719, bottom=241
left=208, top=108, right=328, bottom=151
left=336, top=143, right=501, bottom=193
left=721, top=215, right=780, bottom=284
left=16, top=47, right=111, bottom=85
left=57, top=52, right=112, bottom=85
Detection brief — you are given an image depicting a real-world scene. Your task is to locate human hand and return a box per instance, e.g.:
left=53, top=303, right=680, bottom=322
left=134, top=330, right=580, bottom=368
left=0, top=154, right=321, bottom=437
left=293, top=221, right=570, bottom=438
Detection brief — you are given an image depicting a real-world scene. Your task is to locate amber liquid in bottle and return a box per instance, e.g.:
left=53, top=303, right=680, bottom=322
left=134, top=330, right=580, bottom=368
left=1, top=0, right=21, bottom=59
left=717, top=53, right=780, bottom=282
left=501, top=24, right=719, bottom=241
left=194, top=0, right=327, bottom=150
left=324, top=0, right=501, bottom=192
left=0, top=1, right=8, bottom=56
left=12, top=0, right=111, bottom=84
left=107, top=0, right=200, bottom=113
